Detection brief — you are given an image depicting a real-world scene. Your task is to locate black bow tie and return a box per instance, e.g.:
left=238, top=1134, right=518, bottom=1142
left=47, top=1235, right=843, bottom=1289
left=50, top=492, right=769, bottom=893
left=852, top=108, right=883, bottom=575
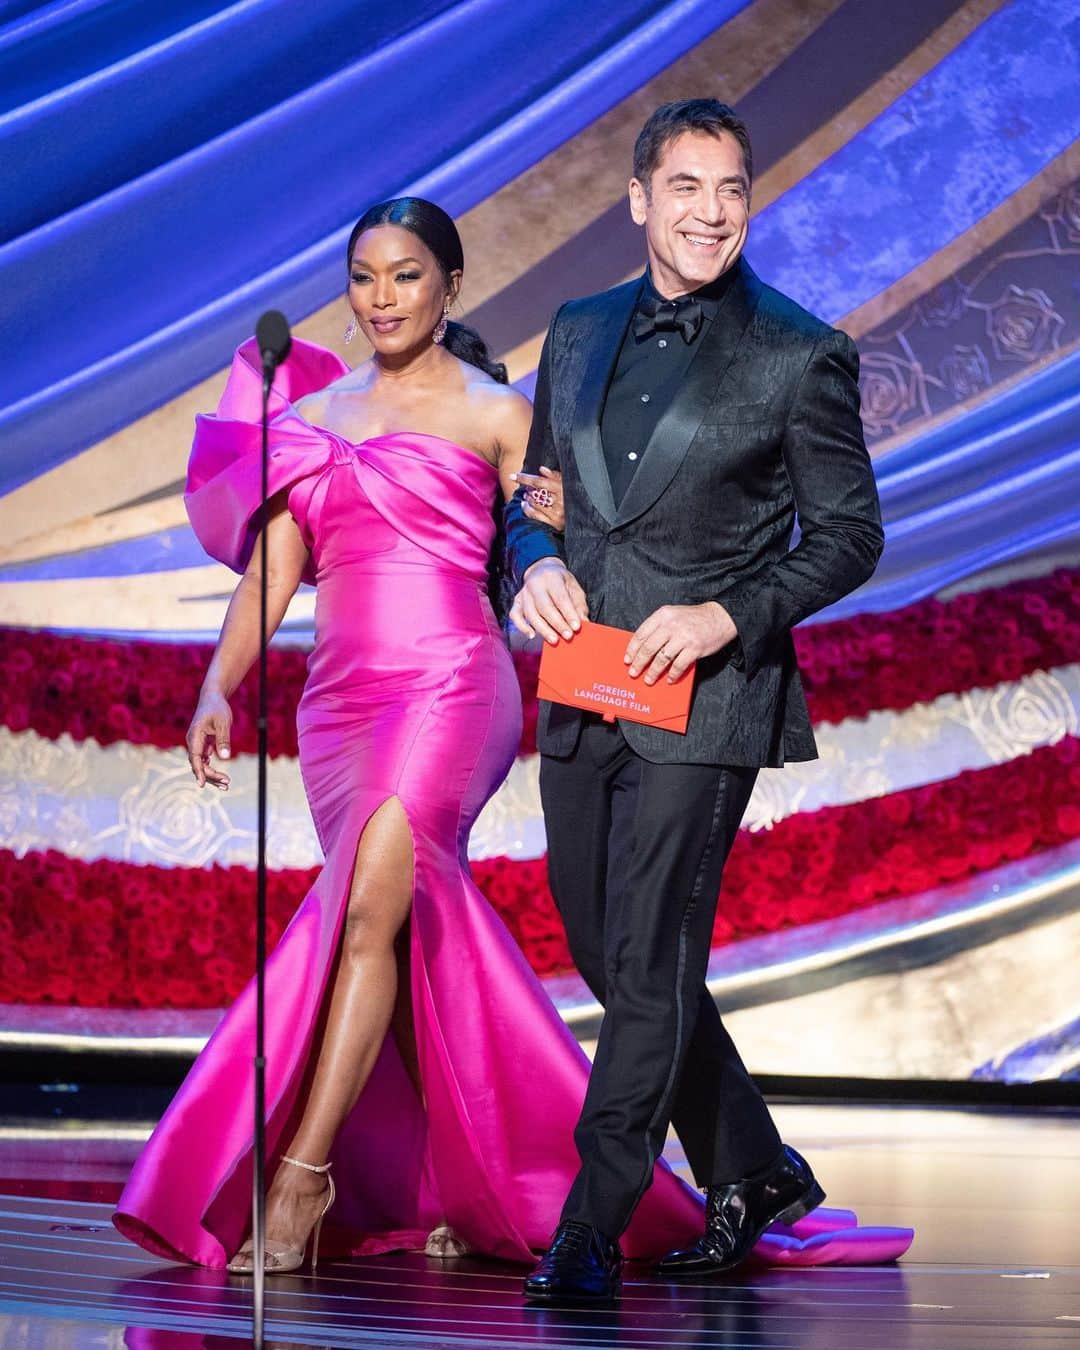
left=634, top=293, right=704, bottom=344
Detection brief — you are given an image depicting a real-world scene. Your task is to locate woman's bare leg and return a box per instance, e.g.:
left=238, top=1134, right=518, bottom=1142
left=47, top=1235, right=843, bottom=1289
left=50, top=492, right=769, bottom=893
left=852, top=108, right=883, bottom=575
left=257, top=797, right=415, bottom=1253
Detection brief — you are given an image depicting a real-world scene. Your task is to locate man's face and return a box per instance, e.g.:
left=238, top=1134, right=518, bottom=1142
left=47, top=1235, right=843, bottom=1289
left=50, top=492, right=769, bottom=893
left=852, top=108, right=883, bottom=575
left=629, top=130, right=750, bottom=297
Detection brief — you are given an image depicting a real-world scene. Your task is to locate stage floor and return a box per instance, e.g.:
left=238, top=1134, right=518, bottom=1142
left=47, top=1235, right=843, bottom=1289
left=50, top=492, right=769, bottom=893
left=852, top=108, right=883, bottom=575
left=1, top=1102, right=1078, bottom=1348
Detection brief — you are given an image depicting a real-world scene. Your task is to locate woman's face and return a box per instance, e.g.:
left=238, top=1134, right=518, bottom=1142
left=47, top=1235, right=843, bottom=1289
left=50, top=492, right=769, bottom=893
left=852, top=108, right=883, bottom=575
left=347, top=224, right=458, bottom=356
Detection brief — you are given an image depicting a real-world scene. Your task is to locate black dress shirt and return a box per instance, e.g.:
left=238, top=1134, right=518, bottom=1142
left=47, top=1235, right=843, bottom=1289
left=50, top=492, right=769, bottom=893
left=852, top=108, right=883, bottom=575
left=600, top=269, right=735, bottom=505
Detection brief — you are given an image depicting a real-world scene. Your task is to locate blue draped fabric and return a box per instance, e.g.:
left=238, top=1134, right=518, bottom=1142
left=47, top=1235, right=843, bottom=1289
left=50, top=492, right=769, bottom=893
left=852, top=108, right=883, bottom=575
left=1, top=0, right=457, bottom=236
left=746, top=0, right=1080, bottom=323
left=1, top=0, right=1077, bottom=636
left=0, top=0, right=747, bottom=493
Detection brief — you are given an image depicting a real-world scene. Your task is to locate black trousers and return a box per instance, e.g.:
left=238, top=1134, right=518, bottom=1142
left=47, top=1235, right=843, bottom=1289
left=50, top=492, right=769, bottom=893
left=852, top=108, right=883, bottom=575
left=540, top=717, right=782, bottom=1239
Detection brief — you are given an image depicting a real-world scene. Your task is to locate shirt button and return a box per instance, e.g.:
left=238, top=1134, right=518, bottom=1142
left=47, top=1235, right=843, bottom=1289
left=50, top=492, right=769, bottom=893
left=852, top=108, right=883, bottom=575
left=628, top=452, right=638, bottom=461
left=640, top=393, right=651, bottom=403
left=658, top=339, right=668, bottom=348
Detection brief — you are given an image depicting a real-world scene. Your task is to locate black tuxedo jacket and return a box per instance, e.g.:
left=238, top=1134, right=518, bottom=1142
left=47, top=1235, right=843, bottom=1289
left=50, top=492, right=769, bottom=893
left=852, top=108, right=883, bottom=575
left=505, top=258, right=884, bottom=768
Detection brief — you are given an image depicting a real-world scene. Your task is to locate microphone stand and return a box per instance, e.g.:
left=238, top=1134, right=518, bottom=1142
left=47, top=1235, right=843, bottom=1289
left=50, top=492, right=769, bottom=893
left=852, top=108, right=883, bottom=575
left=251, top=310, right=290, bottom=1349
left=252, top=363, right=271, bottom=1350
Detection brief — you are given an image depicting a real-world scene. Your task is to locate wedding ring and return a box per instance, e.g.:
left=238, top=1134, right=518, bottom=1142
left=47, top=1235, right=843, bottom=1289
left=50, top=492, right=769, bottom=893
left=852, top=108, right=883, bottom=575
left=525, top=487, right=556, bottom=509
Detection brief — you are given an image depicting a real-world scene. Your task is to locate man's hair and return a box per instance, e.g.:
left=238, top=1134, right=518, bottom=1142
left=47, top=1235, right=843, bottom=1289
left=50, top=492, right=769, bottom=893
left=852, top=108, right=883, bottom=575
left=632, top=99, right=753, bottom=198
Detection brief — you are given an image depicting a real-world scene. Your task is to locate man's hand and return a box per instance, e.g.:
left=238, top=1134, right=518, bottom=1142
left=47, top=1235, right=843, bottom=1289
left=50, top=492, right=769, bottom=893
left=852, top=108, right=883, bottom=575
left=625, top=602, right=738, bottom=684
left=509, top=559, right=588, bottom=643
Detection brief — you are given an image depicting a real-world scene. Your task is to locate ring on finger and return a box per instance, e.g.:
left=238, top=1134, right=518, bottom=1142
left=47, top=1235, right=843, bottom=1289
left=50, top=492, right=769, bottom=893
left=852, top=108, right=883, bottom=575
left=656, top=647, right=674, bottom=663
left=525, top=487, right=556, bottom=509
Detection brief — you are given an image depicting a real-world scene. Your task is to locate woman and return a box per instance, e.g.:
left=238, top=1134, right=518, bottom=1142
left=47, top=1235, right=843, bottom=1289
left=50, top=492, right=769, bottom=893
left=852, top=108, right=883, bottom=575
left=111, top=197, right=706, bottom=1273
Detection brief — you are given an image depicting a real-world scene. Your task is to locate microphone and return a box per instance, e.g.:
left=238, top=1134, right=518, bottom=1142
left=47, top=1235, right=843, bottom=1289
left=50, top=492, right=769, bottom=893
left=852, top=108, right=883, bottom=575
left=255, top=309, right=291, bottom=376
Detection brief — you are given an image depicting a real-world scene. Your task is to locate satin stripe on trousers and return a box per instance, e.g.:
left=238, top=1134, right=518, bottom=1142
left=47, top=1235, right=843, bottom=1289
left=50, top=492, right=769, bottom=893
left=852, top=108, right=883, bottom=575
left=540, top=717, right=782, bottom=1239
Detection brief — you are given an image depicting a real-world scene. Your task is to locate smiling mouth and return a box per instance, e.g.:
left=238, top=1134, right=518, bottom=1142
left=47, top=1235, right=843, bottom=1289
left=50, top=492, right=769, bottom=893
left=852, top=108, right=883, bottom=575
left=370, top=317, right=406, bottom=330
left=681, top=233, right=726, bottom=248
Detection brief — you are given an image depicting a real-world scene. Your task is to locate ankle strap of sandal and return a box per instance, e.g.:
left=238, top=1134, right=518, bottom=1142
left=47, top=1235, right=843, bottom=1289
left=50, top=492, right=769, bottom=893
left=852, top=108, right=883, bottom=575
left=281, top=1153, right=333, bottom=1175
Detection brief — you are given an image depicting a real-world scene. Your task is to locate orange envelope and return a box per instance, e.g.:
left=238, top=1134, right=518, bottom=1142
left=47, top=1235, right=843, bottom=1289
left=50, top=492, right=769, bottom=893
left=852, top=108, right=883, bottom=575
left=537, top=620, right=694, bottom=734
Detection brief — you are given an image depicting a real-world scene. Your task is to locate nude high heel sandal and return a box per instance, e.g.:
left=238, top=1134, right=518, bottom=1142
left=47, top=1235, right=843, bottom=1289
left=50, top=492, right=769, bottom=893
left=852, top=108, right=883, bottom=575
left=424, top=1223, right=471, bottom=1258
left=227, top=1155, right=336, bottom=1275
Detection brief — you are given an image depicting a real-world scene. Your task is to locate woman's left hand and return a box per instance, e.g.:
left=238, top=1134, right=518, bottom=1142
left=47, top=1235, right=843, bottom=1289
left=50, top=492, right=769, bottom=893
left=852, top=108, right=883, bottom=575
left=513, top=466, right=565, bottom=532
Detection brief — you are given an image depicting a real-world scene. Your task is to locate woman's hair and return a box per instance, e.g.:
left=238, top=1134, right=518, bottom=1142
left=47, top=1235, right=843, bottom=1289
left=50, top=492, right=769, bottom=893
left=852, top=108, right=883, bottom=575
left=346, top=197, right=514, bottom=622
left=345, top=197, right=508, bottom=384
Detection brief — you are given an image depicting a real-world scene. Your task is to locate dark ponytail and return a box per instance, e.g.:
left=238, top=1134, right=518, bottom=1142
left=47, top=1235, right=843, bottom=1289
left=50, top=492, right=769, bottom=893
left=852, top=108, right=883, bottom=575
left=442, top=320, right=508, bottom=385
left=346, top=197, right=513, bottom=621
left=433, top=332, right=512, bottom=623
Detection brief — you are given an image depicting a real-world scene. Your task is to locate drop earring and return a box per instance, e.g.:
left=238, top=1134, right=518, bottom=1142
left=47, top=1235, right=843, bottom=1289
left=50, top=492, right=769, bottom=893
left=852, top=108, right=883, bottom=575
left=344, top=315, right=358, bottom=345
left=432, top=303, right=450, bottom=345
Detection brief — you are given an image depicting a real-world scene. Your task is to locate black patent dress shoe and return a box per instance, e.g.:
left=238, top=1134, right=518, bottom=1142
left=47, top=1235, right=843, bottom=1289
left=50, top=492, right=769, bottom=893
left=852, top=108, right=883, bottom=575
left=656, top=1145, right=825, bottom=1277
left=523, top=1221, right=622, bottom=1302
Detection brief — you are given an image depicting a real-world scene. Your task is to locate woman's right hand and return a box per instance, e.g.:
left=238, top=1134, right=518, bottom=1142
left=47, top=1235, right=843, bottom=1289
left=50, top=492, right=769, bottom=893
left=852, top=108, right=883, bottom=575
left=513, top=466, right=565, bottom=532
left=186, top=690, right=233, bottom=790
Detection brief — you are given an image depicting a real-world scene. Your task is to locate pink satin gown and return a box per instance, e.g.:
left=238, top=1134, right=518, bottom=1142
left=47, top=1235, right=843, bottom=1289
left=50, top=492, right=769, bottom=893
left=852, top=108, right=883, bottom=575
left=113, top=338, right=912, bottom=1270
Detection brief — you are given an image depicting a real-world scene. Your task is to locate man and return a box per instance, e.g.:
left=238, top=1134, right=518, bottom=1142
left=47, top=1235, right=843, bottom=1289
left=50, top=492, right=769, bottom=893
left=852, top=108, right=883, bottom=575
left=505, top=100, right=884, bottom=1303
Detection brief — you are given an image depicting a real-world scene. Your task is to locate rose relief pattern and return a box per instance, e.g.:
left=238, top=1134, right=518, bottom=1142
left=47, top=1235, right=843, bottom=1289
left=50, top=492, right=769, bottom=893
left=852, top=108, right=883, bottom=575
left=3, top=668, right=1077, bottom=865
left=857, top=179, right=1079, bottom=449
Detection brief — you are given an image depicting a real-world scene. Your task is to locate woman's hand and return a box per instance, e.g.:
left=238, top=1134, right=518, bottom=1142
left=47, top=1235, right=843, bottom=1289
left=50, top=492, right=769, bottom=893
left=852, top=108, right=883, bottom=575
left=186, top=690, right=233, bottom=790
left=513, top=466, right=565, bottom=532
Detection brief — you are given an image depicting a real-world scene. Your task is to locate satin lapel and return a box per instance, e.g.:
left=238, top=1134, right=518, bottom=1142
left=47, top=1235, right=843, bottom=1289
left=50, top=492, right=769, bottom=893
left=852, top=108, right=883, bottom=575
left=569, top=278, right=644, bottom=525
left=614, top=259, right=763, bottom=527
